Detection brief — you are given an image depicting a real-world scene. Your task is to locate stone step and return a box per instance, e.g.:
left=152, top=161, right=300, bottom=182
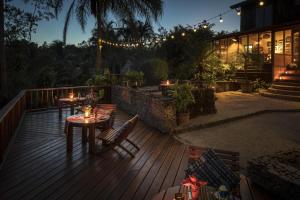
left=260, top=91, right=300, bottom=102
left=274, top=80, right=300, bottom=85
left=279, top=75, right=300, bottom=81
left=284, top=70, right=300, bottom=75
left=272, top=84, right=300, bottom=91
left=268, top=88, right=300, bottom=96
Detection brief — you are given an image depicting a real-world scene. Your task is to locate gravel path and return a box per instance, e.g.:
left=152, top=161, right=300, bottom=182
left=175, top=112, right=300, bottom=172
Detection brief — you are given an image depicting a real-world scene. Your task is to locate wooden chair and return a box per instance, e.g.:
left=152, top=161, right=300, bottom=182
left=94, top=104, right=117, bottom=131
left=96, top=115, right=139, bottom=157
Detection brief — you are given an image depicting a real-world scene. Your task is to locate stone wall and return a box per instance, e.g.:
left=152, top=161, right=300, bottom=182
left=112, top=86, right=176, bottom=133
left=247, top=150, right=300, bottom=200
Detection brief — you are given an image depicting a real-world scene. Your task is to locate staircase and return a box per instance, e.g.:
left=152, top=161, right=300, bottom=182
left=260, top=69, right=300, bottom=101
left=235, top=64, right=273, bottom=82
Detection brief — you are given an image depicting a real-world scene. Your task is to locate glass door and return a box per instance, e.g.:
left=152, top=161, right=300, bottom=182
left=292, top=30, right=300, bottom=64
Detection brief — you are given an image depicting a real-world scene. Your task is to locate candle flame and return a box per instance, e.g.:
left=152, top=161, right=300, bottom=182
left=166, top=80, right=170, bottom=85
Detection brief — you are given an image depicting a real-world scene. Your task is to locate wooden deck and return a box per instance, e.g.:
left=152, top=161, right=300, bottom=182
left=0, top=109, right=189, bottom=200
left=0, top=109, right=272, bottom=200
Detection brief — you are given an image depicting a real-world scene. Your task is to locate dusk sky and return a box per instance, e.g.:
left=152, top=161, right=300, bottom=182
left=13, top=0, right=241, bottom=45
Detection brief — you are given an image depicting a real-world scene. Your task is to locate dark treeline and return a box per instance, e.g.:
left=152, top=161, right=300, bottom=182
left=0, top=0, right=219, bottom=108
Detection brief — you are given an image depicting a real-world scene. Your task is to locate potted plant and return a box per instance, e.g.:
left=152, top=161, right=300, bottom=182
left=172, top=83, right=195, bottom=125
left=124, top=70, right=144, bottom=88
left=238, top=52, right=263, bottom=93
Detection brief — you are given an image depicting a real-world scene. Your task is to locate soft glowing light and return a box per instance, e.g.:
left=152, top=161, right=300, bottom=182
left=84, top=110, right=91, bottom=118
left=236, top=9, right=241, bottom=16
left=69, top=93, right=74, bottom=99
left=285, top=71, right=288, bottom=74
left=163, top=38, right=166, bottom=41
left=219, top=16, right=223, bottom=23
left=193, top=28, right=197, bottom=32
left=259, top=1, right=264, bottom=6
left=171, top=35, right=175, bottom=39
left=181, top=32, right=186, bottom=37
left=279, top=76, right=283, bottom=80
left=166, top=80, right=170, bottom=85
left=203, top=24, right=208, bottom=29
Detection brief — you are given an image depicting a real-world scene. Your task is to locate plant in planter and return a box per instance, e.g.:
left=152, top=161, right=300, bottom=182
left=172, top=83, right=195, bottom=125
left=238, top=52, right=263, bottom=93
left=124, top=70, right=144, bottom=88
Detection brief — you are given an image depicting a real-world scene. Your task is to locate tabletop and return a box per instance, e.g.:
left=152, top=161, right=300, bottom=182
left=58, top=97, right=86, bottom=103
left=152, top=185, right=217, bottom=200
left=66, top=112, right=110, bottom=126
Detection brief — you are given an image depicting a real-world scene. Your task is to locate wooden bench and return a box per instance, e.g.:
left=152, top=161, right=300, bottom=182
left=188, top=146, right=272, bottom=200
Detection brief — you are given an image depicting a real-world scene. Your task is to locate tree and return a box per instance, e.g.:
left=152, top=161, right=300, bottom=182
left=0, top=0, right=7, bottom=104
left=56, top=0, right=163, bottom=73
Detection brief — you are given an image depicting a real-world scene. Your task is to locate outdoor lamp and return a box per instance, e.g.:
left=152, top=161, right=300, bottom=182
left=259, top=1, right=264, bottom=6
left=69, top=93, right=74, bottom=99
left=219, top=16, right=223, bottom=23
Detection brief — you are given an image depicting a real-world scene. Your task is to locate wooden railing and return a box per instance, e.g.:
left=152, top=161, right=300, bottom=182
left=25, top=86, right=111, bottom=110
left=0, top=86, right=111, bottom=163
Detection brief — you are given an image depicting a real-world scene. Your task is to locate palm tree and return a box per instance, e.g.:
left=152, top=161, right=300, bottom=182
left=118, top=19, right=154, bottom=42
left=58, top=0, right=163, bottom=73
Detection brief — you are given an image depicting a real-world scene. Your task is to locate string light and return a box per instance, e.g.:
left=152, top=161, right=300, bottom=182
left=96, top=3, right=266, bottom=49
left=219, top=15, right=223, bottom=23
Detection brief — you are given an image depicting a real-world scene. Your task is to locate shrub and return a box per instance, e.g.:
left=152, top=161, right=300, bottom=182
left=140, top=58, right=168, bottom=85
left=124, top=70, right=144, bottom=87
left=172, top=83, right=195, bottom=113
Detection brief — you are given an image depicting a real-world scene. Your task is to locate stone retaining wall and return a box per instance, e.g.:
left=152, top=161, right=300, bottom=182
left=112, top=86, right=176, bottom=133
left=247, top=150, right=300, bottom=200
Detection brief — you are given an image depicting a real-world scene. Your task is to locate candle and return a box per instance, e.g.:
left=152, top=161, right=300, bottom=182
left=166, top=80, right=170, bottom=85
left=69, top=93, right=74, bottom=99
left=84, top=110, right=90, bottom=118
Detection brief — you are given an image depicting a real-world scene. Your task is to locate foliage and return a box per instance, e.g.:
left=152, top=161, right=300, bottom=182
left=253, top=78, right=271, bottom=91
left=236, top=52, right=264, bottom=82
left=139, top=58, right=168, bottom=85
left=158, top=24, right=215, bottom=80
left=5, top=39, right=96, bottom=97
left=86, top=69, right=111, bottom=86
left=124, top=70, right=144, bottom=87
left=172, top=83, right=195, bottom=113
left=4, top=0, right=55, bottom=42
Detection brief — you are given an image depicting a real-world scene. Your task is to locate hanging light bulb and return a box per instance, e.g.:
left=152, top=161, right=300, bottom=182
left=259, top=1, right=264, bottom=6
left=236, top=9, right=241, bottom=16
left=219, top=15, right=223, bottom=23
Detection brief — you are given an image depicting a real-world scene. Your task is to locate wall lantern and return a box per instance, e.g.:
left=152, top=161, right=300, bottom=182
left=259, top=1, right=265, bottom=6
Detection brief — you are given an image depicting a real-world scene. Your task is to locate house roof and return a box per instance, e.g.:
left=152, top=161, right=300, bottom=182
left=230, top=0, right=252, bottom=9
left=213, top=19, right=300, bottom=40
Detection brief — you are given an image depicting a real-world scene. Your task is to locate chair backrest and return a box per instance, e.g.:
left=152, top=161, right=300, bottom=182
left=114, top=115, right=138, bottom=144
left=96, top=104, right=117, bottom=112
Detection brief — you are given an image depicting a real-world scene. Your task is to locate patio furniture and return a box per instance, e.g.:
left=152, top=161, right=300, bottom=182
left=58, top=97, right=86, bottom=117
left=94, top=104, right=117, bottom=131
left=152, top=185, right=216, bottom=200
left=96, top=115, right=139, bottom=157
left=65, top=112, right=111, bottom=154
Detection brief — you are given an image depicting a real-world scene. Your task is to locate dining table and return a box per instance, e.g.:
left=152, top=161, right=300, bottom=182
left=152, top=185, right=217, bottom=200
left=65, top=109, right=112, bottom=154
left=58, top=97, right=86, bottom=117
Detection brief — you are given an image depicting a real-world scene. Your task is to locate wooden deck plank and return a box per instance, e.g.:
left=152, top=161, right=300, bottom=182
left=0, top=109, right=270, bottom=200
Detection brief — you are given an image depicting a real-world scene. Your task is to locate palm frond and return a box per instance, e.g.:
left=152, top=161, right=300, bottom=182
left=63, top=0, right=76, bottom=44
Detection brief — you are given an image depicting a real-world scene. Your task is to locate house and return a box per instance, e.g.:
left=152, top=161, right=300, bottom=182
left=213, top=0, right=300, bottom=101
